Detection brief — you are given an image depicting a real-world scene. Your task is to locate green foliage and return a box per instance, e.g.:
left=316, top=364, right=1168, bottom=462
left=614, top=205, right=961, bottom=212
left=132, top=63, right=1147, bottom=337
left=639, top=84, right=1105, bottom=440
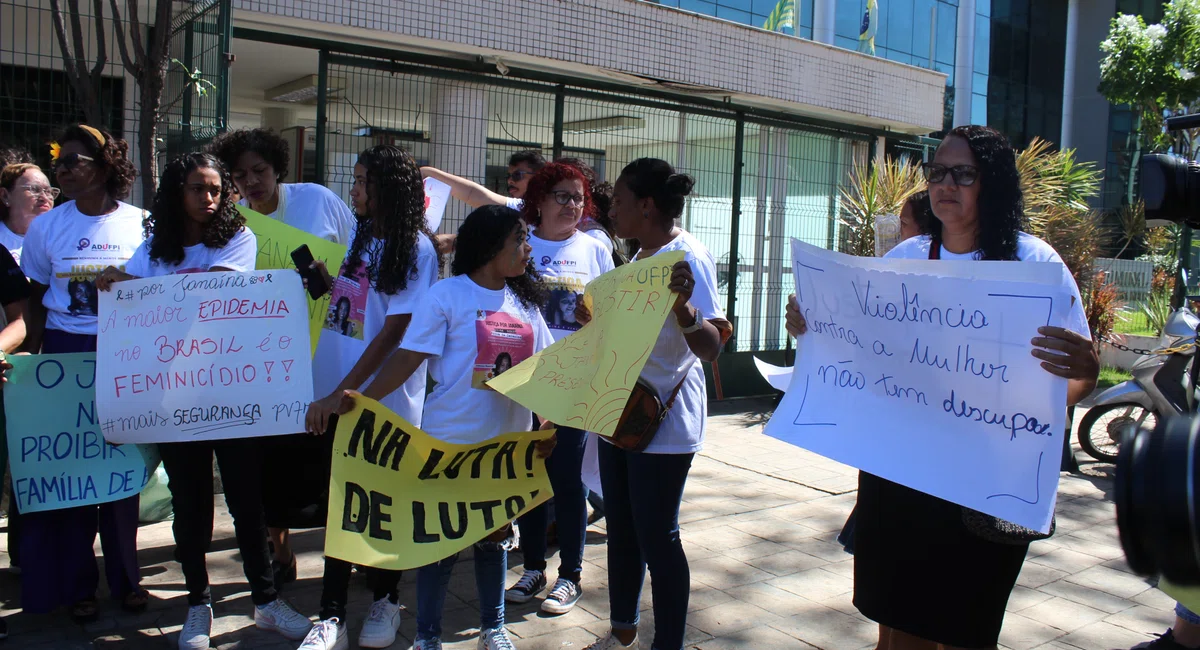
left=1142, top=284, right=1174, bottom=336
left=837, top=157, right=925, bottom=258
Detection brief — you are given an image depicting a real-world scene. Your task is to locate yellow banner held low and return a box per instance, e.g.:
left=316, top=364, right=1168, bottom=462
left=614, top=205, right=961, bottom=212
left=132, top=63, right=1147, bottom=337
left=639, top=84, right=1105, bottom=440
left=324, top=396, right=553, bottom=571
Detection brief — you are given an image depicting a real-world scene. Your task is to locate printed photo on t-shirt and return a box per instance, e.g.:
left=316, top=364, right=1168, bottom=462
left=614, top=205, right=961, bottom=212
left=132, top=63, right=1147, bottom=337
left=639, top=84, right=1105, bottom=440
left=544, top=288, right=582, bottom=332
left=67, top=277, right=99, bottom=316
left=325, top=264, right=368, bottom=340
left=472, top=308, right=535, bottom=389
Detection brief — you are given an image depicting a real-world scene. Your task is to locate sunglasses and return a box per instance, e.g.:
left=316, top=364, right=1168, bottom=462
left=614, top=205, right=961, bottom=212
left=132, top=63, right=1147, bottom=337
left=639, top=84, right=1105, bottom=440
left=922, top=163, right=980, bottom=186
left=507, top=170, right=534, bottom=182
left=55, top=153, right=96, bottom=172
left=550, top=190, right=586, bottom=207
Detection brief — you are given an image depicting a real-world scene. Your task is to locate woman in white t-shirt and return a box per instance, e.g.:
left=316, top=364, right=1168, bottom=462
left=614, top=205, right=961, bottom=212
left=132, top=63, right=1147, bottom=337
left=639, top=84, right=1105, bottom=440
left=786, top=126, right=1098, bottom=650
left=324, top=205, right=556, bottom=650
left=505, top=162, right=614, bottom=615
left=96, top=152, right=312, bottom=649
left=207, top=127, right=357, bottom=586
left=0, top=162, right=58, bottom=264
left=18, top=124, right=148, bottom=621
left=576, top=159, right=731, bottom=650
left=299, top=145, right=441, bottom=650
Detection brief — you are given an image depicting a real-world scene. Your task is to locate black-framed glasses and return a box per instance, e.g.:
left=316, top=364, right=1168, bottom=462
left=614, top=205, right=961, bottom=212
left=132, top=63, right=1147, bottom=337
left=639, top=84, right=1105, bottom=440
left=551, top=190, right=586, bottom=207
left=507, top=170, right=534, bottom=182
left=54, top=153, right=95, bottom=172
left=922, top=163, right=980, bottom=186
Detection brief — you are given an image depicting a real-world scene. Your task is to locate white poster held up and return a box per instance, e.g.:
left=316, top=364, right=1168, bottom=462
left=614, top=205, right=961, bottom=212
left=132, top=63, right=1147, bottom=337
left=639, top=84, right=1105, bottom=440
left=764, top=239, right=1075, bottom=533
left=423, top=177, right=452, bottom=233
left=96, top=271, right=314, bottom=444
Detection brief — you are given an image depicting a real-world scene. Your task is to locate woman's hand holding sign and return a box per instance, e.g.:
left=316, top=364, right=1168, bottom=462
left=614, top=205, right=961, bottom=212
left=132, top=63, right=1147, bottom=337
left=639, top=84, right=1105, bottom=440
left=786, top=294, right=807, bottom=337
left=1031, top=326, right=1099, bottom=406
left=305, top=389, right=361, bottom=435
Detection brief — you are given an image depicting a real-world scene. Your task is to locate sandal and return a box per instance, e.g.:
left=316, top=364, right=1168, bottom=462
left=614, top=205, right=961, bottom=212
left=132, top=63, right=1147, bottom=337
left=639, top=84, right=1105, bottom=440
left=70, top=598, right=98, bottom=623
left=121, top=590, right=148, bottom=613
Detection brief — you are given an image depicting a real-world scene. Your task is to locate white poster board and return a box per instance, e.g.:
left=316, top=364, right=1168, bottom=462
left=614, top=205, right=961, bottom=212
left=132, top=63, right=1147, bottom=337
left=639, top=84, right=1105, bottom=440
left=764, top=239, right=1074, bottom=532
left=424, top=177, right=452, bottom=233
left=97, top=271, right=314, bottom=443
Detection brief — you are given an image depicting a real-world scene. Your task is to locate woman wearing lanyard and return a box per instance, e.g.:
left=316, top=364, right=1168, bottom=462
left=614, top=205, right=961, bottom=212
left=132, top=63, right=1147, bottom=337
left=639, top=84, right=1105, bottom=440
left=318, top=204, right=556, bottom=650
left=19, top=124, right=148, bottom=621
left=299, top=145, right=441, bottom=650
left=207, top=128, right=357, bottom=589
left=579, top=159, right=731, bottom=650
left=505, top=163, right=614, bottom=615
left=786, top=126, right=1097, bottom=650
left=96, top=152, right=312, bottom=649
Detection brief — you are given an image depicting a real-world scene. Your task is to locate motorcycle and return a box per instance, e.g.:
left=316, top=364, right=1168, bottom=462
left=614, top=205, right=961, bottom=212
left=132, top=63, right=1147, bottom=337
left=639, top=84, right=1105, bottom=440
left=1078, top=298, right=1200, bottom=463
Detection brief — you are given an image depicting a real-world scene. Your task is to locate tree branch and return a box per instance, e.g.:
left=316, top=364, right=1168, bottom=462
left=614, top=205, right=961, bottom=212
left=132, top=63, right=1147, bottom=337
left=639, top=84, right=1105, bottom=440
left=148, top=0, right=173, bottom=68
left=89, top=0, right=108, bottom=91
left=125, top=0, right=148, bottom=68
left=107, top=0, right=139, bottom=75
left=48, top=0, right=82, bottom=89
left=65, top=0, right=90, bottom=83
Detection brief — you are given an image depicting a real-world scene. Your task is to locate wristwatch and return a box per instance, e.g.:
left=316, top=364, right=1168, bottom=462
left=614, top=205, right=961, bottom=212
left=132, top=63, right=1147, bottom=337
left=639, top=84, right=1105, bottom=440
left=680, top=309, right=705, bottom=334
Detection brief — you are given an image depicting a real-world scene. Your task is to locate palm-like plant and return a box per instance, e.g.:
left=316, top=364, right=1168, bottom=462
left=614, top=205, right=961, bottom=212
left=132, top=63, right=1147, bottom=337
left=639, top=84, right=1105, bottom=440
left=837, top=157, right=925, bottom=257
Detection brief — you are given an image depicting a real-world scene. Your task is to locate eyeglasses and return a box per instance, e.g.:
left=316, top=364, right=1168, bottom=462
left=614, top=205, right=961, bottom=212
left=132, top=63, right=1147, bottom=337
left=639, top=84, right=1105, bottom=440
left=18, top=185, right=60, bottom=200
left=550, top=190, right=586, bottom=207
left=507, top=170, right=534, bottom=182
left=55, top=153, right=96, bottom=172
left=922, top=163, right=980, bottom=187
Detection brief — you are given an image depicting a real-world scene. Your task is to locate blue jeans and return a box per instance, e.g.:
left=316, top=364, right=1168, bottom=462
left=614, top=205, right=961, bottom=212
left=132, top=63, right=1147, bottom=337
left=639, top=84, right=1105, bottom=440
left=1177, top=601, right=1200, bottom=625
left=416, top=541, right=507, bottom=639
left=517, top=426, right=587, bottom=581
left=598, top=441, right=694, bottom=650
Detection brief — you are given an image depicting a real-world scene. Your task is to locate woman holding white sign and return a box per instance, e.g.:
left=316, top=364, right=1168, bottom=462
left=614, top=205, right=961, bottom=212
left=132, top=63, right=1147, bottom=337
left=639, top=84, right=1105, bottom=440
left=96, top=152, right=314, bottom=650
left=786, top=125, right=1098, bottom=650
left=18, top=124, right=148, bottom=621
left=576, top=158, right=732, bottom=650
left=299, top=144, right=441, bottom=650
left=314, top=204, right=556, bottom=650
left=207, top=128, right=357, bottom=589
left=506, top=163, right=613, bottom=615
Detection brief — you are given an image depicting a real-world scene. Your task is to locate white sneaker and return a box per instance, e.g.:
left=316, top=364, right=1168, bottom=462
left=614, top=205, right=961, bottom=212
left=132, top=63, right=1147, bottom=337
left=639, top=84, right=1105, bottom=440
left=478, top=626, right=518, bottom=649
left=358, top=597, right=401, bottom=648
left=178, top=604, right=212, bottom=650
left=414, top=638, right=443, bottom=650
left=541, top=578, right=582, bottom=614
left=254, top=598, right=314, bottom=641
left=298, top=618, right=348, bottom=650
left=582, top=631, right=640, bottom=649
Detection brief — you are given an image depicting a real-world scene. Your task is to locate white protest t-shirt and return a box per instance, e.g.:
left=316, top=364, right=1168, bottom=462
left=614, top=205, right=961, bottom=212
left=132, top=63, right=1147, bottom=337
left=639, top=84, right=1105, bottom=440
left=125, top=227, right=257, bottom=277
left=21, top=201, right=146, bottom=335
left=0, top=222, right=25, bottom=265
left=324, top=233, right=438, bottom=424
left=400, top=274, right=553, bottom=444
left=530, top=230, right=614, bottom=341
left=886, top=233, right=1091, bottom=339
left=240, top=183, right=356, bottom=245
left=629, top=230, right=726, bottom=454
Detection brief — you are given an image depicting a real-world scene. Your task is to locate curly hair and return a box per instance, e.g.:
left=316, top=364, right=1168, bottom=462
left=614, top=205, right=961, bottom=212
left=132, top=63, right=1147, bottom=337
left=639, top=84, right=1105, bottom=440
left=144, top=153, right=244, bottom=265
left=452, top=205, right=546, bottom=310
left=927, top=125, right=1024, bottom=261
left=619, top=158, right=694, bottom=227
left=509, top=150, right=546, bottom=170
left=344, top=145, right=443, bottom=295
left=904, top=190, right=934, bottom=235
left=206, top=128, right=290, bottom=180
left=59, top=124, right=137, bottom=200
left=519, top=162, right=594, bottom=228
left=0, top=147, right=33, bottom=168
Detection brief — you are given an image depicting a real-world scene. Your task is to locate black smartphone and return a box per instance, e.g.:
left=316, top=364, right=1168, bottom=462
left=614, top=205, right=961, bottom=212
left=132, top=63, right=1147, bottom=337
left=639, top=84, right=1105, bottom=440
left=291, top=244, right=332, bottom=299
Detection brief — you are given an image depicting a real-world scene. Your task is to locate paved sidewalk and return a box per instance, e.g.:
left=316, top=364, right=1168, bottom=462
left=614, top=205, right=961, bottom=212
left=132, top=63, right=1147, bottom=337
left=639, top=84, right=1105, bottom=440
left=0, top=399, right=1172, bottom=649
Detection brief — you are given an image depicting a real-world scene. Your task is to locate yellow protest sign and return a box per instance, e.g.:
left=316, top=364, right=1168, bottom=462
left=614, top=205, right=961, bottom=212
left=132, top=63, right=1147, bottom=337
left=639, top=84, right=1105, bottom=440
left=324, top=397, right=553, bottom=571
left=236, top=204, right=349, bottom=355
left=486, top=252, right=684, bottom=437
left=1160, top=578, right=1200, bottom=614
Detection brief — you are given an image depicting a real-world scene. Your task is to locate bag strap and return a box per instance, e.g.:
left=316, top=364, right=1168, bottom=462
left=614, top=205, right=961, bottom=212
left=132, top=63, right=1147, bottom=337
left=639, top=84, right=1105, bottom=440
left=928, top=240, right=940, bottom=260
left=663, top=375, right=688, bottom=410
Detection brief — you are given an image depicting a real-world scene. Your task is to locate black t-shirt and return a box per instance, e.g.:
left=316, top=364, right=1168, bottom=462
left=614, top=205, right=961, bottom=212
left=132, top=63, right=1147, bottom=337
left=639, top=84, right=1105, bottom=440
left=0, top=245, right=30, bottom=306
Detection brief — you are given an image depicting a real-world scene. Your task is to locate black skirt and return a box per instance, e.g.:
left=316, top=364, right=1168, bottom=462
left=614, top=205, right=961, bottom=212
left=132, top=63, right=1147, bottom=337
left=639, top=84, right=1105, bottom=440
left=259, top=431, right=334, bottom=530
left=853, top=472, right=1029, bottom=647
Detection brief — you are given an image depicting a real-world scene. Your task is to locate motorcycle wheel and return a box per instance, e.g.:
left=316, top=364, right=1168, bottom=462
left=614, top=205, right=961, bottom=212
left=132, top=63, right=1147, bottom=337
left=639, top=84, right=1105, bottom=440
left=1076, top=402, right=1158, bottom=463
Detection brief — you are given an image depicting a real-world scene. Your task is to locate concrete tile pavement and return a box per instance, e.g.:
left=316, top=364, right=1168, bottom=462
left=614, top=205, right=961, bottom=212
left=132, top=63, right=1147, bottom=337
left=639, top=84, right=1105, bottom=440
left=0, top=399, right=1175, bottom=648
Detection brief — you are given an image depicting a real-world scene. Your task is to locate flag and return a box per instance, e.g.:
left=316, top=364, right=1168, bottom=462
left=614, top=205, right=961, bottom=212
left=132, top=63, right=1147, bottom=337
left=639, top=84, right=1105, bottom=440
left=763, top=0, right=795, bottom=32
left=858, top=0, right=879, bottom=55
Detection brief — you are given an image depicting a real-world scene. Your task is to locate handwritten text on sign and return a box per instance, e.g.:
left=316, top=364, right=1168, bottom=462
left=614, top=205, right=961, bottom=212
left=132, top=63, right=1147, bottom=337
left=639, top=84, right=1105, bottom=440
left=486, top=252, right=684, bottom=437
left=325, top=397, right=552, bottom=571
left=5, top=353, right=159, bottom=513
left=96, top=271, right=314, bottom=443
left=764, top=240, right=1074, bottom=532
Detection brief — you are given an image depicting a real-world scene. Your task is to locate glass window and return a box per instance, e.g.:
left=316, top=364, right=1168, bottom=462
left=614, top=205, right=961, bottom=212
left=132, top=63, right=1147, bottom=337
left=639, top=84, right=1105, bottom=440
left=835, top=0, right=864, bottom=41
left=935, top=3, right=958, bottom=65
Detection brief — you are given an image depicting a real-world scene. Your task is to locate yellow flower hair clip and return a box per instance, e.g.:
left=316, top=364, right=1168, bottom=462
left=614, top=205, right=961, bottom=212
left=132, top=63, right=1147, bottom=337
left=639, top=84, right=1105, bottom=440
left=49, top=142, right=61, bottom=163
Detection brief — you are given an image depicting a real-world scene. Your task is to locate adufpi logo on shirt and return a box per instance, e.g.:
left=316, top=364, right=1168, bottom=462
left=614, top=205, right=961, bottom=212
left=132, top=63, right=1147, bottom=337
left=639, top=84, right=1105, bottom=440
left=76, top=238, right=123, bottom=252
left=539, top=256, right=577, bottom=268
left=77, top=238, right=91, bottom=250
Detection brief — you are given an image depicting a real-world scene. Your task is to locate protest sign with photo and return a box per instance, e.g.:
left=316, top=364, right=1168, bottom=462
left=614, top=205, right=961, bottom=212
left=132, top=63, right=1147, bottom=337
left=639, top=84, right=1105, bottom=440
left=765, top=239, right=1077, bottom=533
left=6, top=353, right=159, bottom=513
left=324, top=396, right=552, bottom=571
left=96, top=270, right=314, bottom=444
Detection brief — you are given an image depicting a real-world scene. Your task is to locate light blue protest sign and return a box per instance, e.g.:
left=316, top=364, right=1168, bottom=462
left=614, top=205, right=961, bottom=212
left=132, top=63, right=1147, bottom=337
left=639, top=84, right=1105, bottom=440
left=5, top=353, right=159, bottom=513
